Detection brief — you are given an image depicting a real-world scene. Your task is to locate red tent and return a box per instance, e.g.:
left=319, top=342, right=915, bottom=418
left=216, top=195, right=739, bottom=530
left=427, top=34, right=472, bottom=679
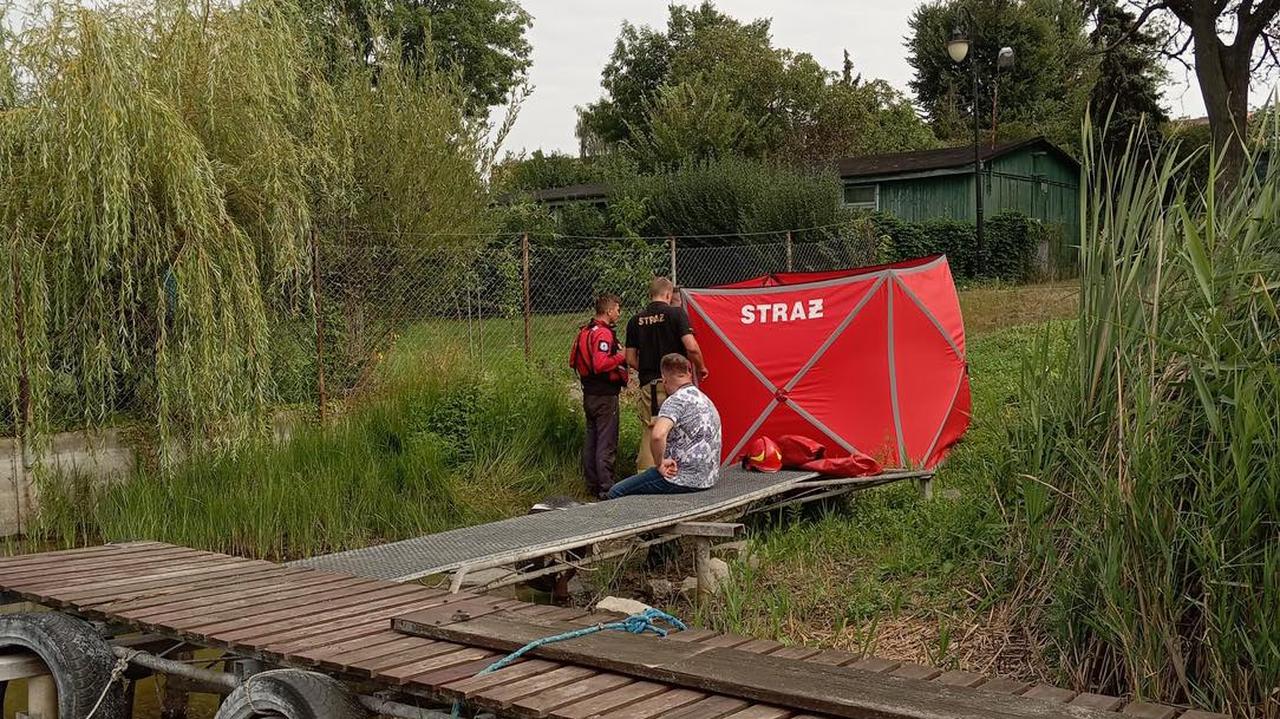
left=681, top=255, right=970, bottom=469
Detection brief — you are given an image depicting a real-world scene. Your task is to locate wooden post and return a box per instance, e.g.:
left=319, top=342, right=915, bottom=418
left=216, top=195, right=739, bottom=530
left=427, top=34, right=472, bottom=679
left=27, top=673, right=56, bottom=719
left=668, top=236, right=677, bottom=285
left=919, top=475, right=934, bottom=501
left=310, top=236, right=327, bottom=423
left=693, top=537, right=713, bottom=596
left=160, top=648, right=192, bottom=719
left=521, top=233, right=532, bottom=362
left=785, top=231, right=794, bottom=272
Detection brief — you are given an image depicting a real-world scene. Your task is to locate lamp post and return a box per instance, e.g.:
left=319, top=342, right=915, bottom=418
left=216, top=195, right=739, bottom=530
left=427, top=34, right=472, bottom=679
left=947, top=19, right=984, bottom=272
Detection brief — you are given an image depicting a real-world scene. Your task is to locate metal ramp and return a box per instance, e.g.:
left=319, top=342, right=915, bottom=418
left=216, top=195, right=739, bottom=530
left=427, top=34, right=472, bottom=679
left=292, top=468, right=928, bottom=587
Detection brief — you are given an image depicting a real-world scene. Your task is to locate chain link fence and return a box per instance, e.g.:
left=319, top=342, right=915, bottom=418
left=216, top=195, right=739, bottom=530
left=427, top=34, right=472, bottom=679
left=3, top=230, right=878, bottom=438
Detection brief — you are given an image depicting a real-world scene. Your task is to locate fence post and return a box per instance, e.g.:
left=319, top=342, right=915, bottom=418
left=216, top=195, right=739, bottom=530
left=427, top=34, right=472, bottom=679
left=785, top=231, right=794, bottom=272
left=521, top=233, right=532, bottom=362
left=311, top=235, right=327, bottom=424
left=668, top=236, right=677, bottom=285
left=9, top=246, right=33, bottom=535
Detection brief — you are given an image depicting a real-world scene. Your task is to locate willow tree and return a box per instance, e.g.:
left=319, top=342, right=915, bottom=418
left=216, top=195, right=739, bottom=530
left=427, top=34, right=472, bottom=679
left=0, top=0, right=494, bottom=457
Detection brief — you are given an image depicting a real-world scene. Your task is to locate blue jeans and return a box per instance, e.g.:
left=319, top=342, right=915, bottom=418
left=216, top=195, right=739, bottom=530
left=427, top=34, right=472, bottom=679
left=606, top=467, right=702, bottom=499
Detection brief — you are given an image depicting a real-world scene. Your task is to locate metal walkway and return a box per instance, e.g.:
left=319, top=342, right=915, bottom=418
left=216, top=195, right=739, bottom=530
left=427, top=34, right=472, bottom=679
left=291, top=467, right=822, bottom=582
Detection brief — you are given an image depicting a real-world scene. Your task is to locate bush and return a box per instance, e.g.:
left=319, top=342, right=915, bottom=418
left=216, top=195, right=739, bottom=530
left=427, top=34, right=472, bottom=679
left=871, top=210, right=1042, bottom=282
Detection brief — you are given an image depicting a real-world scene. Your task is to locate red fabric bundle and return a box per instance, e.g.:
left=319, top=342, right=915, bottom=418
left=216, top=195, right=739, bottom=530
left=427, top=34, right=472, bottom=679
left=776, top=434, right=825, bottom=466
left=798, top=453, right=882, bottom=478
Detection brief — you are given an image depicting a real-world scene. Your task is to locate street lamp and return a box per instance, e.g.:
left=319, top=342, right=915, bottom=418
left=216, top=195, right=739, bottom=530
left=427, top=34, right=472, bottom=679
left=948, top=20, right=983, bottom=272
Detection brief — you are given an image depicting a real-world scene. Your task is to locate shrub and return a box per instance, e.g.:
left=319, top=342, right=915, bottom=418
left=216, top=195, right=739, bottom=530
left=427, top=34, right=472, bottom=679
left=870, top=210, right=1042, bottom=282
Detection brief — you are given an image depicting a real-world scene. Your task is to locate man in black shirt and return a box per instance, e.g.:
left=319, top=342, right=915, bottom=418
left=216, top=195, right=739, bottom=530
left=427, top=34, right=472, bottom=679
left=625, top=277, right=707, bottom=471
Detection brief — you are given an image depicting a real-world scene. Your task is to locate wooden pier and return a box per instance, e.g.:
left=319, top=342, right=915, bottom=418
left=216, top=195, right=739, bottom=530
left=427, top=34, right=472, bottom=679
left=0, top=542, right=1226, bottom=719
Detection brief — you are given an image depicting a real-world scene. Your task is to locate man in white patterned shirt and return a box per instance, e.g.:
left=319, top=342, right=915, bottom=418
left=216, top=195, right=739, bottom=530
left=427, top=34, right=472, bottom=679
left=607, top=354, right=721, bottom=498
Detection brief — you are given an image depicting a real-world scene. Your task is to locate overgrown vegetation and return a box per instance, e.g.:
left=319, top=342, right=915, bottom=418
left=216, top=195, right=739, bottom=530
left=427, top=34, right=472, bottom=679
left=0, top=0, right=496, bottom=448
left=1009, top=127, right=1280, bottom=716
left=28, top=350, right=582, bottom=560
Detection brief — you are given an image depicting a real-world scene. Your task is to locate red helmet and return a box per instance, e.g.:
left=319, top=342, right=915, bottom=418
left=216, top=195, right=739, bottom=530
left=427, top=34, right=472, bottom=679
left=742, top=436, right=783, bottom=473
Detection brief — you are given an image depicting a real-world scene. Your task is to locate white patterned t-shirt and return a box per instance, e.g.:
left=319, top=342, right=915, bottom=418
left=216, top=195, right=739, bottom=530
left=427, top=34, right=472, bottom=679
left=657, top=384, right=722, bottom=489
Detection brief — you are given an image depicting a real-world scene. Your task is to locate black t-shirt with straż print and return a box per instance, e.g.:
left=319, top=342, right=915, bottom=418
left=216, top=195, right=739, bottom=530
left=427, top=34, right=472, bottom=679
left=625, top=301, right=693, bottom=385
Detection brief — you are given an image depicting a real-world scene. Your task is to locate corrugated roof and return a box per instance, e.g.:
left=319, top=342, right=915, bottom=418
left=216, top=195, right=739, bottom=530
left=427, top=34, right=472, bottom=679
left=836, top=136, right=1077, bottom=179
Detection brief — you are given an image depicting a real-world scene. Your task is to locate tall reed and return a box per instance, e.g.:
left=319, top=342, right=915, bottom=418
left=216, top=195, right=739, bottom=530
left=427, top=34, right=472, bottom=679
left=1014, top=119, right=1279, bottom=716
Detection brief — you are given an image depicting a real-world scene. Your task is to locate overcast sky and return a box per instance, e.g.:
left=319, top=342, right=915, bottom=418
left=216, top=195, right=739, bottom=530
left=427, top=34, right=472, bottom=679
left=501, top=0, right=1274, bottom=157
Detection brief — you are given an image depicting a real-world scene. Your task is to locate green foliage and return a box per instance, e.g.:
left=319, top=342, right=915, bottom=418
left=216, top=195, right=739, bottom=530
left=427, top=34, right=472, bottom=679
left=1010, top=125, right=1280, bottom=715
left=28, top=351, right=582, bottom=560
left=493, top=150, right=599, bottom=194
left=302, top=0, right=532, bottom=116
left=872, top=210, right=1042, bottom=282
left=1085, top=0, right=1168, bottom=155
left=0, top=0, right=494, bottom=451
left=578, top=1, right=936, bottom=166
left=907, top=0, right=1094, bottom=151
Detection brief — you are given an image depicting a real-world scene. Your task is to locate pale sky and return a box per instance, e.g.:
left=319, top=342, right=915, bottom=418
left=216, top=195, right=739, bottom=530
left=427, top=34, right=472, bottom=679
left=500, top=0, right=1274, bottom=157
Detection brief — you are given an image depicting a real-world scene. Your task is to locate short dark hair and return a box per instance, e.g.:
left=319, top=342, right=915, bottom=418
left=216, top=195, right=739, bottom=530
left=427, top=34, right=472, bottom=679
left=649, top=277, right=674, bottom=299
left=594, top=293, right=621, bottom=315
left=660, top=353, right=691, bottom=377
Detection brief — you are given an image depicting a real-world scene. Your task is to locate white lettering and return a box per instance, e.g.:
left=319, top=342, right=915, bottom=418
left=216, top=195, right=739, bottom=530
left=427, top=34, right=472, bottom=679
left=737, top=297, right=828, bottom=324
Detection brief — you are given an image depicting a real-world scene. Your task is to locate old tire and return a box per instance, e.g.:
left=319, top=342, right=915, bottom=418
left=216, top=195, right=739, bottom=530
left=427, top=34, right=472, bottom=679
left=214, top=669, right=367, bottom=719
left=0, top=612, right=126, bottom=719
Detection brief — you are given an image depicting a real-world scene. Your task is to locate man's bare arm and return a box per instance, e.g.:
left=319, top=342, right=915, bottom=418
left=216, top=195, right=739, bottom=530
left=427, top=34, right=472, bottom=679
left=649, top=417, right=674, bottom=467
left=625, top=347, right=640, bottom=373
left=681, top=335, right=708, bottom=379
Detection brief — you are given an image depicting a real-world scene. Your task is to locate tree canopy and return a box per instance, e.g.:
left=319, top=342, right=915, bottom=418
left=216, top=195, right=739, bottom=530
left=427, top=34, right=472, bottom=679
left=303, top=0, right=532, bottom=116
left=576, top=1, right=936, bottom=168
left=907, top=0, right=1096, bottom=150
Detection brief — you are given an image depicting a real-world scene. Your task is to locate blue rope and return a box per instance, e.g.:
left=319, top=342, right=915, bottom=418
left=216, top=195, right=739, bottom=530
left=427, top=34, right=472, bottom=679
left=450, top=608, right=686, bottom=718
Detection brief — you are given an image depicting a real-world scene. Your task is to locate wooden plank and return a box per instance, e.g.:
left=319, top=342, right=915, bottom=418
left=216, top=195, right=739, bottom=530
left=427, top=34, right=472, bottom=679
left=380, top=647, right=494, bottom=684
left=444, top=660, right=560, bottom=697
left=318, top=637, right=449, bottom=674
left=848, top=657, right=900, bottom=673
left=189, top=585, right=430, bottom=639
left=550, top=681, right=669, bottom=719
left=404, top=656, right=505, bottom=688
left=589, top=688, right=705, bottom=718
left=6, top=554, right=240, bottom=597
left=807, top=649, right=858, bottom=666
left=0, top=546, right=206, bottom=582
left=263, top=594, right=489, bottom=658
left=980, top=678, right=1033, bottom=696
left=937, top=670, right=986, bottom=688
left=0, top=543, right=173, bottom=574
left=701, top=633, right=754, bottom=649
left=473, top=665, right=596, bottom=708
left=152, top=578, right=392, bottom=630
left=1069, top=693, right=1125, bottom=712
left=507, top=674, right=633, bottom=718
left=1023, top=686, right=1077, bottom=703
left=669, top=522, right=744, bottom=538
left=891, top=663, right=942, bottom=681
left=57, top=561, right=281, bottom=604
left=736, top=639, right=784, bottom=655
left=124, top=574, right=371, bottom=622
left=394, top=612, right=1120, bottom=719
left=297, top=631, right=408, bottom=665
left=90, top=566, right=322, bottom=611
left=1179, top=711, right=1230, bottom=719
left=361, top=641, right=468, bottom=675
left=656, top=695, right=752, bottom=719
left=768, top=647, right=821, bottom=661
left=1120, top=702, right=1178, bottom=719
left=32, top=558, right=260, bottom=602
left=719, top=706, right=792, bottom=719
left=8, top=549, right=234, bottom=586
left=0, top=653, right=47, bottom=681
left=665, top=628, right=718, bottom=643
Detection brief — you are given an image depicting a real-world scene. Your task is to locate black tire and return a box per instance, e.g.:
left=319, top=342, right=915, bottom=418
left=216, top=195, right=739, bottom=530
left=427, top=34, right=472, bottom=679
left=0, top=612, right=126, bottom=719
left=214, top=669, right=367, bottom=719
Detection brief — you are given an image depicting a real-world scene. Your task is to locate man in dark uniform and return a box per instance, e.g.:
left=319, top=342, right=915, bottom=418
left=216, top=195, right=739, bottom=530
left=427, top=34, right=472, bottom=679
left=625, top=277, right=707, bottom=471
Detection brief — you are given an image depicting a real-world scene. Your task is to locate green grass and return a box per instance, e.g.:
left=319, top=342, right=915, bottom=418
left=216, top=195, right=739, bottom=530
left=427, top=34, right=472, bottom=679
left=686, top=323, right=1056, bottom=673
left=27, top=348, right=586, bottom=561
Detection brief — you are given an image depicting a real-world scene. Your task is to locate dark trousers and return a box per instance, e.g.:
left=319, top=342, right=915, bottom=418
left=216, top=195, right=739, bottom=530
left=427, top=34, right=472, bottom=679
left=582, top=393, right=619, bottom=497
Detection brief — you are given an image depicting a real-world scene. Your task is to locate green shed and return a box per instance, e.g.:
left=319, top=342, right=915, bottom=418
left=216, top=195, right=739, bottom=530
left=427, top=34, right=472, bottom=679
left=837, top=137, right=1080, bottom=264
